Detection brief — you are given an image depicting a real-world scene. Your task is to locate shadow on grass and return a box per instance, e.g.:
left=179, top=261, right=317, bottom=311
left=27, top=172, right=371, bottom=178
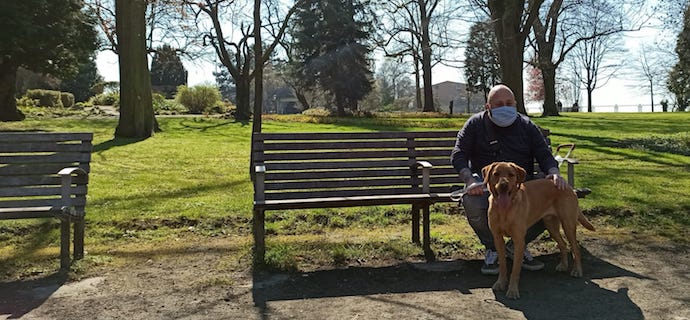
left=93, top=137, right=147, bottom=153
left=251, top=248, right=649, bottom=319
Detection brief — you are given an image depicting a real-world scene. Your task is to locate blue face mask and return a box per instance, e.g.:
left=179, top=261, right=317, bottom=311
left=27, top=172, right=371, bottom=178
left=489, top=106, right=518, bottom=127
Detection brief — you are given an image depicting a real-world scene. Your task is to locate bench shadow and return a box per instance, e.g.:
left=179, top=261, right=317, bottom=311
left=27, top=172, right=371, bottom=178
left=0, top=272, right=68, bottom=319
left=252, top=247, right=648, bottom=319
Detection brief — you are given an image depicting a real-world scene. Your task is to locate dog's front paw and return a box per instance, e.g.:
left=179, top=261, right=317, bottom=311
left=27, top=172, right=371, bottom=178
left=506, top=285, right=520, bottom=299
left=492, top=280, right=507, bottom=292
left=570, top=266, right=583, bottom=277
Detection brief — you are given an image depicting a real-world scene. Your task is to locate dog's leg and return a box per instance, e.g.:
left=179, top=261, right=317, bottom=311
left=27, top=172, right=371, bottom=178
left=506, top=235, right=524, bottom=299
left=543, top=216, right=569, bottom=272
left=492, top=234, right=508, bottom=293
left=562, top=218, right=583, bottom=277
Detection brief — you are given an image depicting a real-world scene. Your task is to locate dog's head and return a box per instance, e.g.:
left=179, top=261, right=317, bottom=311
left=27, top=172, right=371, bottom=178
left=482, top=162, right=526, bottom=210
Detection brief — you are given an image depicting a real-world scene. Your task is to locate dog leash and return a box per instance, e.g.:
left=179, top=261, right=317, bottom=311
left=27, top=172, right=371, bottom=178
left=449, top=182, right=487, bottom=202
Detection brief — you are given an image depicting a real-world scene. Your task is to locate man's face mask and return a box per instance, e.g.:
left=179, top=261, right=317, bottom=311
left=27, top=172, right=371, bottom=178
left=489, top=106, right=518, bottom=127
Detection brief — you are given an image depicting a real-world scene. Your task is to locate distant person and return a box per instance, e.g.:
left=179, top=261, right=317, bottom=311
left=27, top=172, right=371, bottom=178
left=572, top=101, right=579, bottom=112
left=557, top=100, right=563, bottom=112
left=450, top=84, right=568, bottom=275
left=449, top=100, right=454, bottom=115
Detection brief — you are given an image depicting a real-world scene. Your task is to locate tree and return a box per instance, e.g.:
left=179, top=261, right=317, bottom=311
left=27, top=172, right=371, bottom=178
left=631, top=45, right=664, bottom=112
left=60, top=55, right=105, bottom=102
left=214, top=68, right=237, bottom=103
left=184, top=0, right=302, bottom=122
left=530, top=0, right=645, bottom=116
left=464, top=20, right=502, bottom=103
left=570, top=15, right=626, bottom=113
left=376, top=58, right=414, bottom=106
left=292, top=0, right=374, bottom=116
left=115, top=0, right=156, bottom=138
left=150, top=44, right=188, bottom=98
left=483, top=0, right=545, bottom=114
left=526, top=63, right=544, bottom=102
left=668, top=3, right=690, bottom=112
left=376, top=0, right=468, bottom=113
left=0, top=0, right=98, bottom=121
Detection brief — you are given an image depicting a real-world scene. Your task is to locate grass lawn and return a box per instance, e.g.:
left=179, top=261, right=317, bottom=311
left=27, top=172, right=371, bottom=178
left=0, top=112, right=688, bottom=278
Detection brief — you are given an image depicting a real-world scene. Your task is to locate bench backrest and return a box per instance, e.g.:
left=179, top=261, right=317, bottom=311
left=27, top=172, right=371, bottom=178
left=0, top=132, right=93, bottom=219
left=252, top=131, right=459, bottom=201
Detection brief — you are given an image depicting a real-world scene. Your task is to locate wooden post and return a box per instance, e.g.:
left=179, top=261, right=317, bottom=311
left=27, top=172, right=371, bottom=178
left=411, top=204, right=420, bottom=244
left=253, top=208, right=265, bottom=265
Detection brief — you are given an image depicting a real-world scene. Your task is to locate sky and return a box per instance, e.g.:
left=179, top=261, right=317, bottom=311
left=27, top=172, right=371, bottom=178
left=96, top=24, right=668, bottom=112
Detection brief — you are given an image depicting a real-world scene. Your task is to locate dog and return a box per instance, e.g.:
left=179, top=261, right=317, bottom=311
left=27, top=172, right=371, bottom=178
left=482, top=161, right=595, bottom=299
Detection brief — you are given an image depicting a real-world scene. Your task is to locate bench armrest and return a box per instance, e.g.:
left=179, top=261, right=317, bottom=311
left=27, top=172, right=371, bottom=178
left=58, top=167, right=88, bottom=217
left=254, top=164, right=266, bottom=202
left=415, top=161, right=432, bottom=193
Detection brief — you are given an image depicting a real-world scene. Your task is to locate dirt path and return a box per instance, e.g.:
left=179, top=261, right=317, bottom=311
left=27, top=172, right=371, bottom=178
left=1, top=236, right=688, bottom=320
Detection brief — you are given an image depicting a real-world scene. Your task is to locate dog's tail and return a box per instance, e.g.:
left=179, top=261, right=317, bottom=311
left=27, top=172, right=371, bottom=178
left=578, top=210, right=596, bottom=231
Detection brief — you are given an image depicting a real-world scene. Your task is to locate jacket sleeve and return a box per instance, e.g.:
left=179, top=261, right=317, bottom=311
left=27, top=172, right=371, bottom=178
left=451, top=116, right=478, bottom=173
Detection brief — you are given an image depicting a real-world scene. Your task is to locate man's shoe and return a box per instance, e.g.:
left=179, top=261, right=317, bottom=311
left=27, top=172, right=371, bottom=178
left=506, top=243, right=545, bottom=271
left=480, top=249, right=499, bottom=275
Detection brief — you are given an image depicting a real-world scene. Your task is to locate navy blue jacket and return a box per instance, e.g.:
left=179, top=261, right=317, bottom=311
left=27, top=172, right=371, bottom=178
left=451, top=111, right=557, bottom=180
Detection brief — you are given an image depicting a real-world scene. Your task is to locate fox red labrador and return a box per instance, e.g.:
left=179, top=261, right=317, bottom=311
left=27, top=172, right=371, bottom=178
left=483, top=161, right=595, bottom=299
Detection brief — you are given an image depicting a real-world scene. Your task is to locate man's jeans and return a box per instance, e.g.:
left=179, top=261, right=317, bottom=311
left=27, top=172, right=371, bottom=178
left=462, top=192, right=545, bottom=251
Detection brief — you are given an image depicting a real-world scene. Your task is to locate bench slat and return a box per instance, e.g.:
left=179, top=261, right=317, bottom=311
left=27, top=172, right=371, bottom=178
left=265, top=177, right=417, bottom=191
left=0, top=141, right=93, bottom=153
left=0, top=207, right=59, bottom=219
left=0, top=132, right=93, bottom=142
left=0, top=185, right=87, bottom=197
left=262, top=150, right=409, bottom=161
left=263, top=140, right=409, bottom=151
left=0, top=196, right=87, bottom=208
left=0, top=175, right=88, bottom=187
left=265, top=159, right=412, bottom=171
left=257, top=193, right=434, bottom=210
left=255, top=131, right=457, bottom=141
left=264, top=187, right=421, bottom=200
left=0, top=163, right=90, bottom=175
left=0, top=153, right=91, bottom=164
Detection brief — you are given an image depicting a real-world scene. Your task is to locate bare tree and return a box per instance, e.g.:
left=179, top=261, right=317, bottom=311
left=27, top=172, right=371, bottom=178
left=529, top=0, right=647, bottom=116
left=376, top=0, right=468, bottom=112
left=570, top=30, right=626, bottom=112
left=477, top=0, right=544, bottom=114
left=183, top=0, right=303, bottom=122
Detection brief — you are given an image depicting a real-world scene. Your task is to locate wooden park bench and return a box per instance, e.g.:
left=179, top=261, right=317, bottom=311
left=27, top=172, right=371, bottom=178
left=251, top=130, right=588, bottom=265
left=0, top=132, right=93, bottom=269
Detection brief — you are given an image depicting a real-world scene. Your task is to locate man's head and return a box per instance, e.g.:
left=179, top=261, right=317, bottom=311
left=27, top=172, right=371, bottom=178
left=485, top=84, right=516, bottom=110
left=485, top=84, right=518, bottom=127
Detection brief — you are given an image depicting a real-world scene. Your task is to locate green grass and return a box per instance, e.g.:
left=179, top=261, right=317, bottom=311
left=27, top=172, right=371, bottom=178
left=1, top=112, right=689, bottom=276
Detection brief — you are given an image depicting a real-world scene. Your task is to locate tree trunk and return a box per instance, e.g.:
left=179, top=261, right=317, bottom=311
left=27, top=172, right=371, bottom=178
left=420, top=5, right=435, bottom=112
left=540, top=65, right=559, bottom=116
left=235, top=79, right=251, bottom=121
left=0, top=58, right=24, bottom=121
left=115, top=0, right=156, bottom=138
left=489, top=0, right=544, bottom=115
left=253, top=0, right=263, bottom=133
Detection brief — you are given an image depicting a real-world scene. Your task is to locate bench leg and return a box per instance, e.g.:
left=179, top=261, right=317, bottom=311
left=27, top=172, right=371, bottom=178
left=411, top=204, right=420, bottom=244
left=422, top=204, right=435, bottom=262
left=60, top=218, right=71, bottom=269
left=253, top=208, right=265, bottom=266
left=73, top=219, right=85, bottom=260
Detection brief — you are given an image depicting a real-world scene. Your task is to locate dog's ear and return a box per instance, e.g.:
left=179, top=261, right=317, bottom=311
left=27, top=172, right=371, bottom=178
left=481, top=163, right=495, bottom=185
left=511, top=163, right=527, bottom=184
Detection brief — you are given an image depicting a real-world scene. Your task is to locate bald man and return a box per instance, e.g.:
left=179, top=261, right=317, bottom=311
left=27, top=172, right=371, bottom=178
left=450, top=84, right=567, bottom=275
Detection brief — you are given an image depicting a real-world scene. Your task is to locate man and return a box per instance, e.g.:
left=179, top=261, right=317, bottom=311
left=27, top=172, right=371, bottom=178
left=450, top=84, right=568, bottom=275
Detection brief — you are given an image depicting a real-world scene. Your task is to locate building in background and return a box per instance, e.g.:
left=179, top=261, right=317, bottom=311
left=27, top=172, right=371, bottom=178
left=426, top=81, right=486, bottom=114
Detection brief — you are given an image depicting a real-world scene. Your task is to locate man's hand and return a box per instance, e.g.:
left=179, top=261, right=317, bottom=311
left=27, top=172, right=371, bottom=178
left=546, top=173, right=567, bottom=190
left=466, top=180, right=485, bottom=195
